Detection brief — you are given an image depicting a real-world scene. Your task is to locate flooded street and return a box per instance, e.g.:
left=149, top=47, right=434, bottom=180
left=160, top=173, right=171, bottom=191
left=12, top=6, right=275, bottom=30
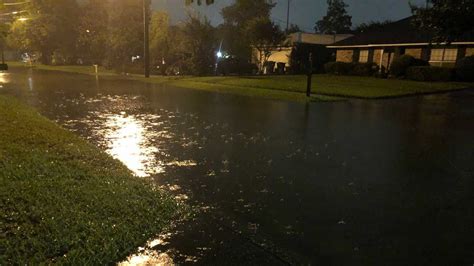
left=2, top=68, right=474, bottom=265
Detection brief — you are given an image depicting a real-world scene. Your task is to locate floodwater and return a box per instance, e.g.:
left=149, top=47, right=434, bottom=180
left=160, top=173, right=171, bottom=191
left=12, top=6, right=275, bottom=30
left=2, top=68, right=473, bottom=265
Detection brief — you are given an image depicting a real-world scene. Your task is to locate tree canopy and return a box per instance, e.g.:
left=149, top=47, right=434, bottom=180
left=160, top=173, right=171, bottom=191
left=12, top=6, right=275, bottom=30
left=219, top=0, right=279, bottom=59
left=221, top=0, right=275, bottom=26
left=411, top=0, right=474, bottom=43
left=245, top=17, right=286, bottom=72
left=7, top=0, right=79, bottom=64
left=315, top=0, right=352, bottom=34
left=354, top=20, right=392, bottom=33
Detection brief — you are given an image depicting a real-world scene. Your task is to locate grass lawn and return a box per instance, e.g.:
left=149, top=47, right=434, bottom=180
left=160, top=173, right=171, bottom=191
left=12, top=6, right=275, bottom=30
left=0, top=95, right=184, bottom=264
left=8, top=62, right=472, bottom=101
left=186, top=75, right=472, bottom=98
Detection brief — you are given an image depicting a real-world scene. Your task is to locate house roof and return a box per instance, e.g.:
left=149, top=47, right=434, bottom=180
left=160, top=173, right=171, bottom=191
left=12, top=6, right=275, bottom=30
left=329, top=16, right=474, bottom=48
left=289, top=32, right=353, bottom=45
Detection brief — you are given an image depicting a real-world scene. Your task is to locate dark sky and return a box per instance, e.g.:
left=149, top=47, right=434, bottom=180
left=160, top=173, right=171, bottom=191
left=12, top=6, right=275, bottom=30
left=152, top=0, right=426, bottom=32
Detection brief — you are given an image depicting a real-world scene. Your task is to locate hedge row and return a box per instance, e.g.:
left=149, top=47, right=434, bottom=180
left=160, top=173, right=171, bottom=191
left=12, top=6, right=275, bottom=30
left=324, top=55, right=474, bottom=82
left=406, top=66, right=454, bottom=82
left=324, top=62, right=379, bottom=76
left=390, top=55, right=429, bottom=77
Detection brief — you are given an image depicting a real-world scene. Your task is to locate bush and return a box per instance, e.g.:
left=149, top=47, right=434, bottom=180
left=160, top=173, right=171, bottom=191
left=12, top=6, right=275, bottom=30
left=455, top=56, right=474, bottom=82
left=217, top=57, right=258, bottom=75
left=390, top=55, right=428, bottom=77
left=325, top=62, right=379, bottom=76
left=324, top=62, right=354, bottom=75
left=406, top=66, right=454, bottom=82
left=350, top=62, right=379, bottom=76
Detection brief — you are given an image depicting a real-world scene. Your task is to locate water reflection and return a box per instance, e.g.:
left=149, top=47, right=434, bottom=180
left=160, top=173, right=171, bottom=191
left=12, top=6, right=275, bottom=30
left=5, top=68, right=473, bottom=265
left=120, top=231, right=197, bottom=265
left=28, top=76, right=34, bottom=91
left=101, top=113, right=163, bottom=177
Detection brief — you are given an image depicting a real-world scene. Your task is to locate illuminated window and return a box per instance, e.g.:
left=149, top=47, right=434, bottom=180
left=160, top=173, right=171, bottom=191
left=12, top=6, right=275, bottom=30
left=444, top=49, right=458, bottom=61
left=430, top=48, right=458, bottom=62
left=359, top=50, right=369, bottom=63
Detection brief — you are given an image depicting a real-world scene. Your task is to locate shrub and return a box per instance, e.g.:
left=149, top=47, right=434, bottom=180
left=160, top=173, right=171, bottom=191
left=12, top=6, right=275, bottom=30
left=325, top=62, right=379, bottom=76
left=455, top=56, right=474, bottom=82
left=324, top=62, right=354, bottom=75
left=406, top=66, right=454, bottom=82
left=390, top=55, right=428, bottom=77
left=350, top=62, right=379, bottom=76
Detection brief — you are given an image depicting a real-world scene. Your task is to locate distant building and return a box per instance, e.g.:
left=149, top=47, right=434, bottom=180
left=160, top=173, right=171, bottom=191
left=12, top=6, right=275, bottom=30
left=327, top=17, right=474, bottom=72
left=252, top=32, right=353, bottom=74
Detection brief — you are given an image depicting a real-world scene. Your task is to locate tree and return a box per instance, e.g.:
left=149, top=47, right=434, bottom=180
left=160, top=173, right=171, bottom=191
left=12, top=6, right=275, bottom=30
left=220, top=0, right=276, bottom=59
left=246, top=17, right=286, bottom=73
left=221, top=0, right=275, bottom=26
left=315, top=0, right=352, bottom=34
left=106, top=0, right=143, bottom=70
left=7, top=0, right=80, bottom=64
left=180, top=15, right=217, bottom=75
left=76, top=0, right=109, bottom=64
left=354, top=20, right=392, bottom=33
left=411, top=0, right=474, bottom=43
left=286, top=24, right=301, bottom=34
left=149, top=11, right=170, bottom=73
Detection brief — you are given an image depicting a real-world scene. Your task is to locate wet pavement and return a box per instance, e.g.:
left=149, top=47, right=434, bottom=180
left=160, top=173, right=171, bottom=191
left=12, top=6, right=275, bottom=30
left=1, top=68, right=473, bottom=265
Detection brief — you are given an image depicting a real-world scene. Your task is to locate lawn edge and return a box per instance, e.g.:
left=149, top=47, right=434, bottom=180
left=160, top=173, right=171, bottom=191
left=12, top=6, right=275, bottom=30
left=7, top=62, right=339, bottom=103
left=0, top=94, right=187, bottom=264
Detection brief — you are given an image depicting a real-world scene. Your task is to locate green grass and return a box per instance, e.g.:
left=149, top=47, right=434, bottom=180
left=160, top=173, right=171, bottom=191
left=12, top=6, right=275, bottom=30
left=8, top=62, right=472, bottom=101
left=0, top=95, right=185, bottom=264
left=182, top=75, right=472, bottom=98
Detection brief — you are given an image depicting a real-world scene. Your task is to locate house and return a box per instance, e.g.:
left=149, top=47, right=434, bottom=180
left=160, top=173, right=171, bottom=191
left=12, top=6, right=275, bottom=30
left=252, top=32, right=353, bottom=74
left=327, top=17, right=474, bottom=72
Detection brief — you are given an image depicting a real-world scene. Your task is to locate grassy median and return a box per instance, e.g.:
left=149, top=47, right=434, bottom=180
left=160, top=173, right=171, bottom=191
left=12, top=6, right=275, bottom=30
left=8, top=62, right=472, bottom=100
left=0, top=95, right=184, bottom=264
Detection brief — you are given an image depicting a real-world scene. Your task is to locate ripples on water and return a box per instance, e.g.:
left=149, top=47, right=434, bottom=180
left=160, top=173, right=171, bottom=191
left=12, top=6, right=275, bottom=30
left=5, top=70, right=473, bottom=265
left=49, top=93, right=279, bottom=264
left=61, top=94, right=204, bottom=179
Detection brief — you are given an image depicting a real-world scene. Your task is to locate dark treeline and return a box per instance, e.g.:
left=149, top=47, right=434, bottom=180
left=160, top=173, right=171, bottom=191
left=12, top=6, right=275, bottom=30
left=5, top=0, right=286, bottom=76
left=4, top=0, right=471, bottom=75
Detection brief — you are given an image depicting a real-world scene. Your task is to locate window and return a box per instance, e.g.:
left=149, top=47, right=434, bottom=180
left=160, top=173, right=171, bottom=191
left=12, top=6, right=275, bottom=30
left=359, top=50, right=369, bottom=63
left=444, top=49, right=458, bottom=61
left=430, top=48, right=458, bottom=62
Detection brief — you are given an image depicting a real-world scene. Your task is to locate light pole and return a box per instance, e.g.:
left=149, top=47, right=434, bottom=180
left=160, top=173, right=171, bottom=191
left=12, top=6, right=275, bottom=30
left=143, top=0, right=150, bottom=78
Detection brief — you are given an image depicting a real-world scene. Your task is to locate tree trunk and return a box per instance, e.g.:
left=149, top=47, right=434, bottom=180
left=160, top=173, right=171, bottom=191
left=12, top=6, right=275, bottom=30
left=40, top=51, right=52, bottom=65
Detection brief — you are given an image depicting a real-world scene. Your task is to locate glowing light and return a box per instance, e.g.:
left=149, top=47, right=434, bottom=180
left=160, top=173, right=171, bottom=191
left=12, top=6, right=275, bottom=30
left=103, top=114, right=163, bottom=177
left=17, top=17, right=29, bottom=22
left=216, top=51, right=223, bottom=58
left=0, top=73, right=10, bottom=85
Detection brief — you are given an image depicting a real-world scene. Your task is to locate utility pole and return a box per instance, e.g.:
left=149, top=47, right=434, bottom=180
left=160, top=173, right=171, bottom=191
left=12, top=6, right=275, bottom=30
left=286, top=0, right=290, bottom=32
left=143, top=0, right=150, bottom=78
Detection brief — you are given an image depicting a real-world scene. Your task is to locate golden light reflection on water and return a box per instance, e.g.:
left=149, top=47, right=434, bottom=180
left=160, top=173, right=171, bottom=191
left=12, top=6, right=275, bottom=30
left=104, top=113, right=164, bottom=177
left=100, top=112, right=198, bottom=178
left=119, top=234, right=175, bottom=266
